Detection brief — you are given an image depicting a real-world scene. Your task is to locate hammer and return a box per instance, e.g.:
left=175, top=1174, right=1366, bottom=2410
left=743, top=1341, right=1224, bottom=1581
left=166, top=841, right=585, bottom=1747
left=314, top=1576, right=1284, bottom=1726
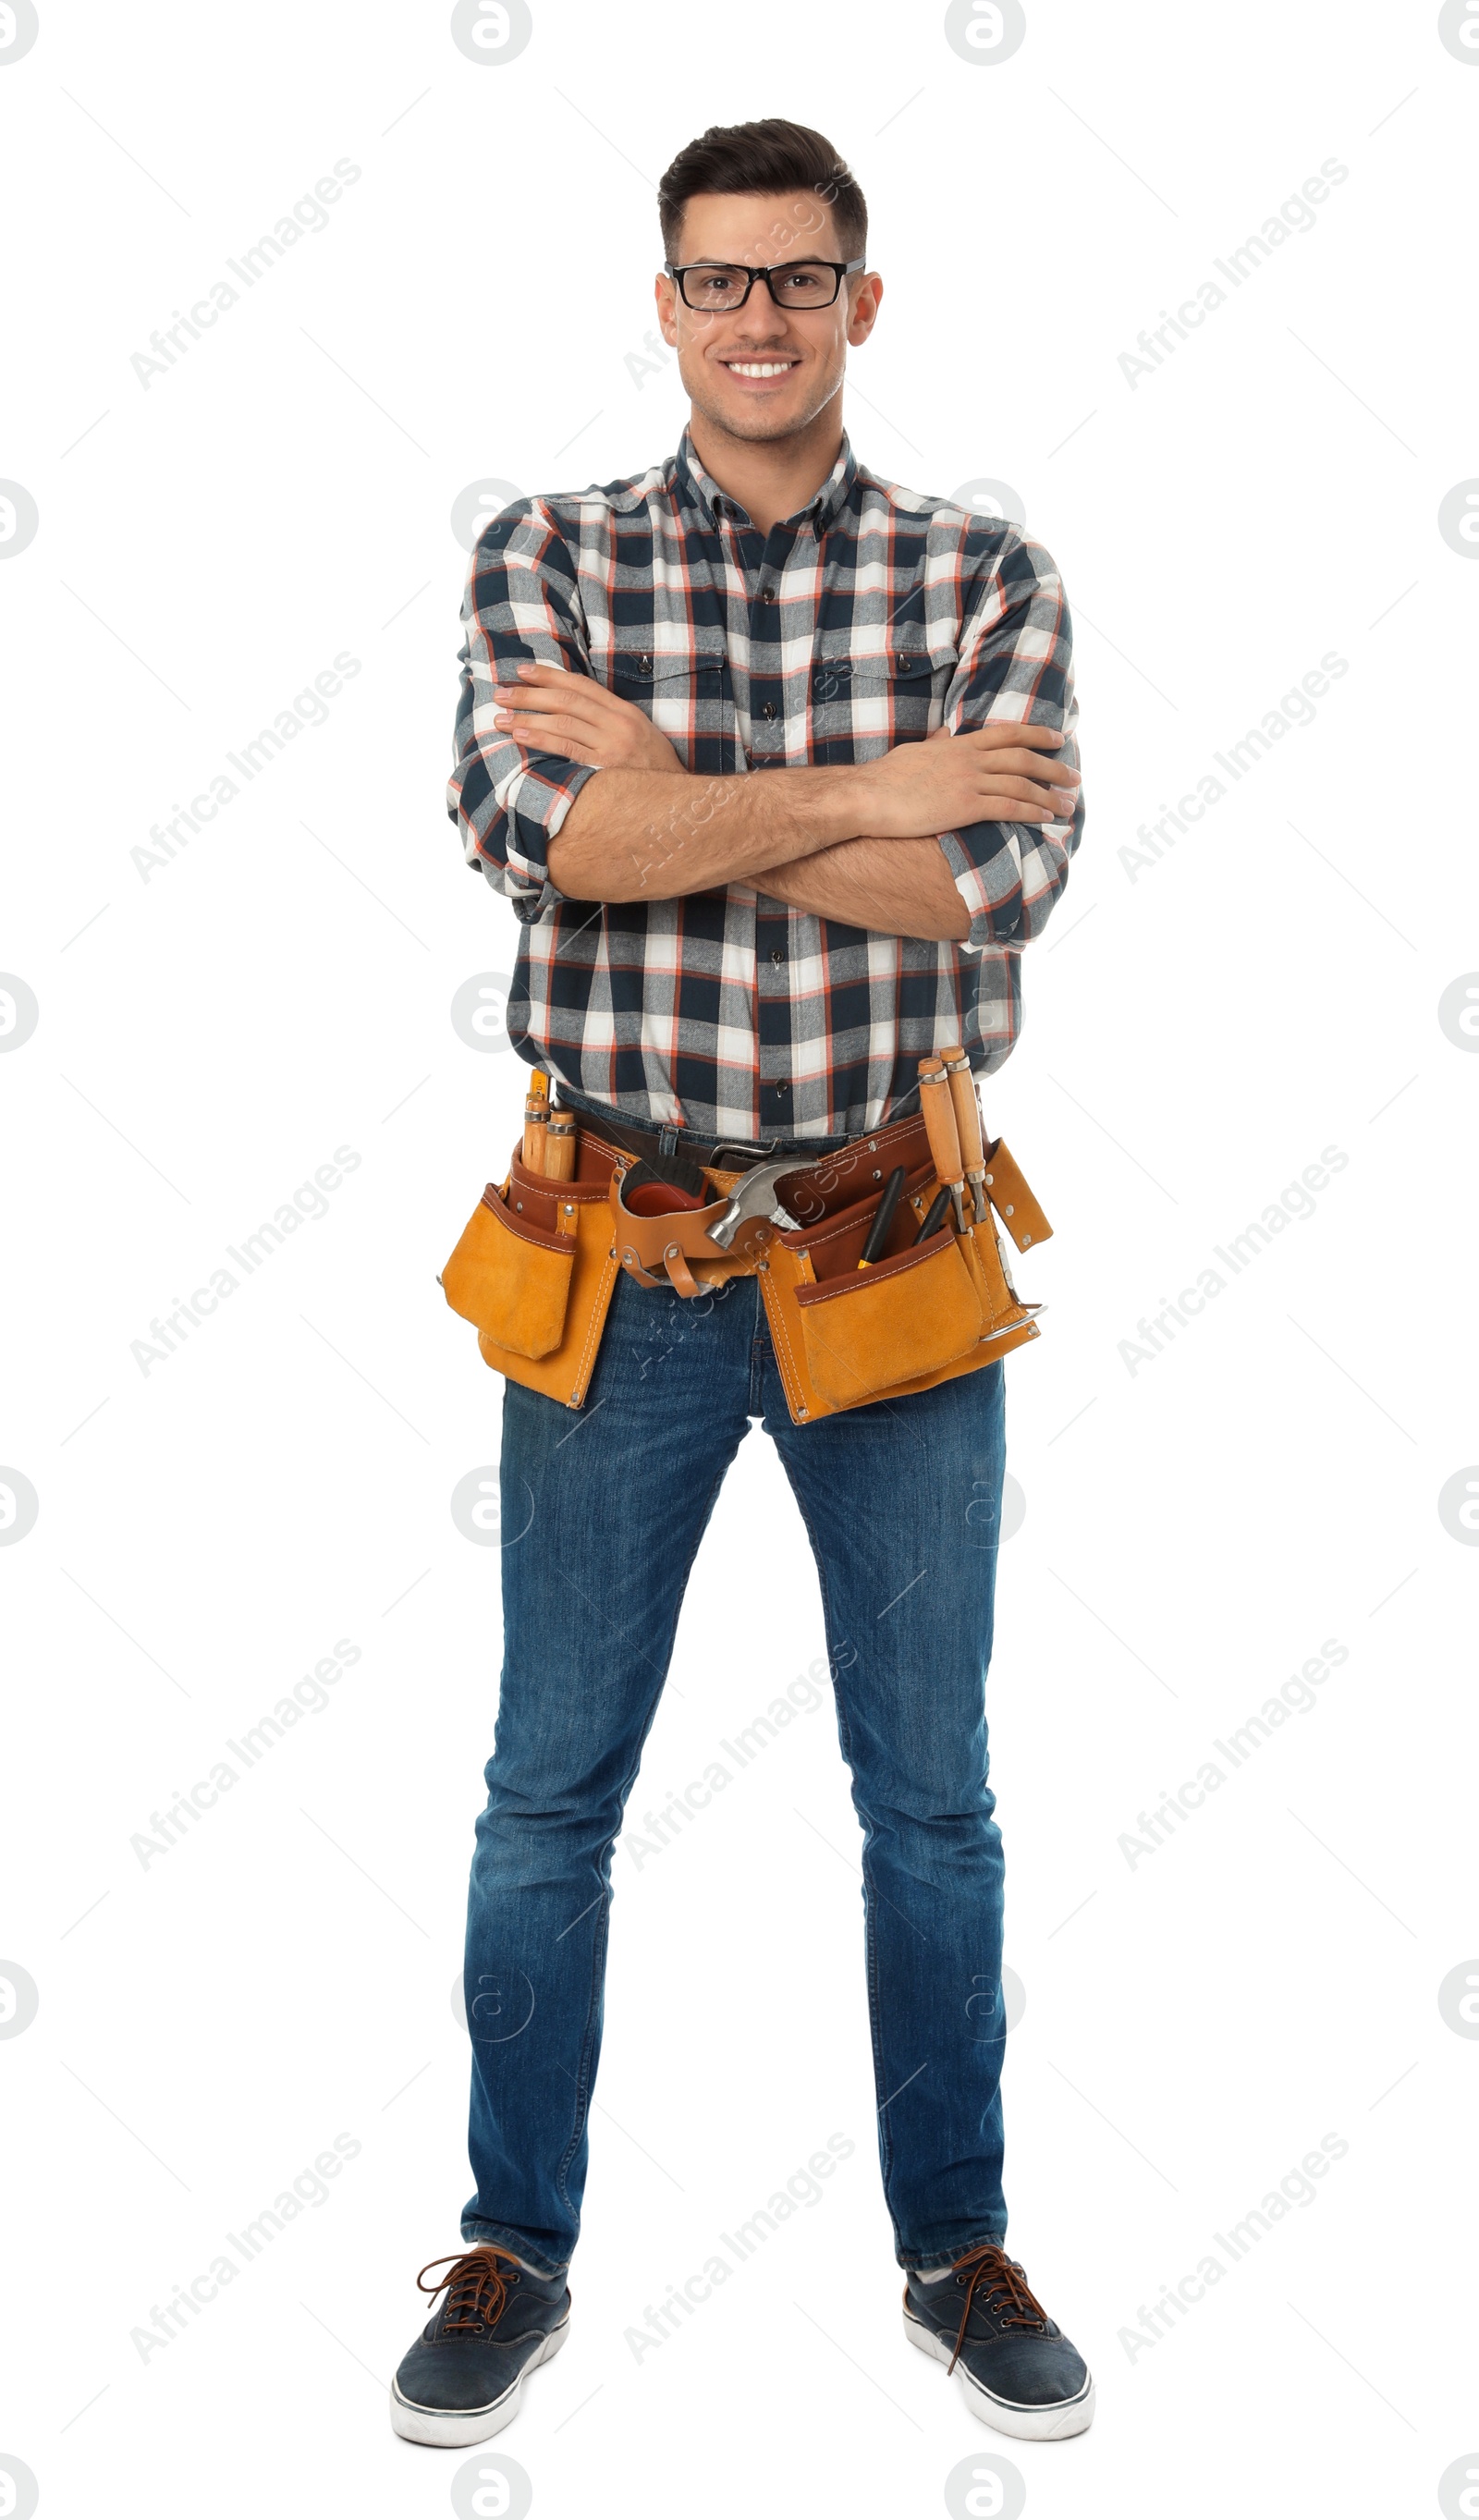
left=707, top=1157, right=802, bottom=1251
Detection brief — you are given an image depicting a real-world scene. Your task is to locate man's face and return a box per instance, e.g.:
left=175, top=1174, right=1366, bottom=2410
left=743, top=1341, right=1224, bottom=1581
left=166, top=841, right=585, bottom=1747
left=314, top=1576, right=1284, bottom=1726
left=655, top=190, right=881, bottom=446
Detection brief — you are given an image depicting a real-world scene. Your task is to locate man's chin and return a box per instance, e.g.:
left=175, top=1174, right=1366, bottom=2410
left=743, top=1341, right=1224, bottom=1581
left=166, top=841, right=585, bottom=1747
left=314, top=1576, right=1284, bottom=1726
left=691, top=392, right=823, bottom=446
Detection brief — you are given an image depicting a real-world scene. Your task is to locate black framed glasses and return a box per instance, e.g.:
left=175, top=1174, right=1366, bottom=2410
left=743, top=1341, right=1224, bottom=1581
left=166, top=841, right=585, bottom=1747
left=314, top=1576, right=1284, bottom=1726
left=665, top=257, right=865, bottom=312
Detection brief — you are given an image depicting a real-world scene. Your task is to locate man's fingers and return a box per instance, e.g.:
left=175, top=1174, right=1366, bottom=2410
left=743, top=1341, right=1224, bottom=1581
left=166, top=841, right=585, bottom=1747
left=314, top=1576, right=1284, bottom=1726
left=974, top=752, right=1080, bottom=789
left=955, top=721, right=1072, bottom=755
left=492, top=662, right=632, bottom=709
left=974, top=774, right=1079, bottom=808
left=492, top=712, right=591, bottom=749
left=934, top=725, right=1078, bottom=787
left=504, top=729, right=603, bottom=765
left=492, top=682, right=611, bottom=717
left=972, top=789, right=1077, bottom=823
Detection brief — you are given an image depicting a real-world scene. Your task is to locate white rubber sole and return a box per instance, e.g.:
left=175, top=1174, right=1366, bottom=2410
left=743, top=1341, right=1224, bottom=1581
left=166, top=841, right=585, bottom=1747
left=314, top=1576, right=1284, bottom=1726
left=904, top=2309, right=1095, bottom=2440
left=389, top=2317, right=569, bottom=2447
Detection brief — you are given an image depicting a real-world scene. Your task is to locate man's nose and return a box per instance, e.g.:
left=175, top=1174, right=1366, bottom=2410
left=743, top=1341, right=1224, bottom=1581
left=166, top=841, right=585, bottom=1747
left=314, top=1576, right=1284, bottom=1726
left=726, top=297, right=792, bottom=344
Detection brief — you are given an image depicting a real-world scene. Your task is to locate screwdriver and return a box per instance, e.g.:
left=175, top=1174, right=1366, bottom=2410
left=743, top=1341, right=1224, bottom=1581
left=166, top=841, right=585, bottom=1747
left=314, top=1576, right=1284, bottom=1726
left=939, top=1043, right=989, bottom=1224
left=911, top=1185, right=953, bottom=1246
left=918, top=1056, right=968, bottom=1233
left=857, top=1167, right=907, bottom=1267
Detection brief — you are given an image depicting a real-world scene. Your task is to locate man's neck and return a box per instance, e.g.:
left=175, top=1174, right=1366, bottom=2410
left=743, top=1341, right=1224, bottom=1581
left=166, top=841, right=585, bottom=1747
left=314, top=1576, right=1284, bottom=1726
left=687, top=400, right=844, bottom=536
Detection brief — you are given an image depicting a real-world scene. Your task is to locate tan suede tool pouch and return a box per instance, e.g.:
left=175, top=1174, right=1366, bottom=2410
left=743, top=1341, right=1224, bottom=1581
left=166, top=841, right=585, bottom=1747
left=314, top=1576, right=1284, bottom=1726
left=752, top=1118, right=1048, bottom=1424
left=440, top=1149, right=622, bottom=1406
left=440, top=1119, right=1052, bottom=1421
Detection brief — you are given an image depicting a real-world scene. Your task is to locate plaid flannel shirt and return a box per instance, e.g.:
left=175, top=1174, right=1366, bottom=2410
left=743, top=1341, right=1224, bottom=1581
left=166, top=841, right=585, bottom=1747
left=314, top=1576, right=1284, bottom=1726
left=448, top=427, right=1083, bottom=1142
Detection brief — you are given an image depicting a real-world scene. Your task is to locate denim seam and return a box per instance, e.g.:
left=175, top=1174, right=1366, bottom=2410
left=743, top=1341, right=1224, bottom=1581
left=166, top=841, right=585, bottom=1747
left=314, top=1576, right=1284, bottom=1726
left=458, top=2217, right=569, bottom=2282
left=772, top=1465, right=907, bottom=2261
left=898, top=2223, right=1008, bottom=2275
left=552, top=1446, right=743, bottom=2237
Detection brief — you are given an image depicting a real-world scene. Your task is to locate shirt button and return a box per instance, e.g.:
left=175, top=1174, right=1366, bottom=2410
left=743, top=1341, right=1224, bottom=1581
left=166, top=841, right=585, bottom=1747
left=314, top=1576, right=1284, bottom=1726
left=770, top=948, right=785, bottom=965
left=763, top=702, right=777, bottom=720
left=762, top=587, right=777, bottom=604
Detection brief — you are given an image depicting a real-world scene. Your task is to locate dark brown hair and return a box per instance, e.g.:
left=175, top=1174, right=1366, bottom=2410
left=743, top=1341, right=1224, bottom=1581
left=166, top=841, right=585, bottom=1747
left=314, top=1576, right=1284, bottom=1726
left=657, top=119, right=867, bottom=265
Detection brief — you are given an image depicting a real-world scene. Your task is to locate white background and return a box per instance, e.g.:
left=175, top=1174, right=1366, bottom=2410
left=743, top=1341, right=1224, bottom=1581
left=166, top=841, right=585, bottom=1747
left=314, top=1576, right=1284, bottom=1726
left=2, top=3, right=1476, bottom=2514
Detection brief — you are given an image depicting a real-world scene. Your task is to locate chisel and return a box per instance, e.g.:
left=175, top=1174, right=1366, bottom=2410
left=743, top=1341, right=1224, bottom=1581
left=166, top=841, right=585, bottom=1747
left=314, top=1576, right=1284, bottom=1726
left=522, top=1070, right=549, bottom=1172
left=857, top=1166, right=907, bottom=1267
left=940, top=1043, right=989, bottom=1224
left=918, top=1056, right=968, bottom=1233
left=543, top=1107, right=578, bottom=1183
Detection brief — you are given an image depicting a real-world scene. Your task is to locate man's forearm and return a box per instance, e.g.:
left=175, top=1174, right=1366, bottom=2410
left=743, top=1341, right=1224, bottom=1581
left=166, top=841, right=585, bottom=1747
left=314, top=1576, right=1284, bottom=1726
left=748, top=837, right=972, bottom=942
left=547, top=764, right=865, bottom=900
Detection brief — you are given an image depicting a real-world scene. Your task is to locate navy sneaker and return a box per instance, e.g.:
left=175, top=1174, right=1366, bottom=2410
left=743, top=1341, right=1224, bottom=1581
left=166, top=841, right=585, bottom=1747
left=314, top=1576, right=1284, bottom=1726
left=390, top=2245, right=570, bottom=2446
left=903, top=2241, right=1094, bottom=2440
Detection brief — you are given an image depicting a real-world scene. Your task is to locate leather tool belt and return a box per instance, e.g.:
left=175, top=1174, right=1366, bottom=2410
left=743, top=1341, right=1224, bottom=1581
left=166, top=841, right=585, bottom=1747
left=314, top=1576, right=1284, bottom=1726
left=438, top=1109, right=1051, bottom=1425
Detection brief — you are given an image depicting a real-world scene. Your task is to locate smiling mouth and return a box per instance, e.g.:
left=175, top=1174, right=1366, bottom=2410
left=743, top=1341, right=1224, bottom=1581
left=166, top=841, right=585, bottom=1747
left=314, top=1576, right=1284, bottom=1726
left=720, top=359, right=801, bottom=379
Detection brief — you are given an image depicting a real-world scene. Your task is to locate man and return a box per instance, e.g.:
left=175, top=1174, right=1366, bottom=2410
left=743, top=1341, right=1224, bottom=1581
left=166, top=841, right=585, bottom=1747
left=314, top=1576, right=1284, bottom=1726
left=392, top=117, right=1092, bottom=2450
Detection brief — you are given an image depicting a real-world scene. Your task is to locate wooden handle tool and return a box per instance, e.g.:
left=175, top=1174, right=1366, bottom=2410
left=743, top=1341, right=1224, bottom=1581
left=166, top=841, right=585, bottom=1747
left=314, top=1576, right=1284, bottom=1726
left=521, top=1070, right=549, bottom=1172
left=543, top=1107, right=578, bottom=1183
left=940, top=1043, right=989, bottom=1224
left=918, top=1056, right=967, bottom=1233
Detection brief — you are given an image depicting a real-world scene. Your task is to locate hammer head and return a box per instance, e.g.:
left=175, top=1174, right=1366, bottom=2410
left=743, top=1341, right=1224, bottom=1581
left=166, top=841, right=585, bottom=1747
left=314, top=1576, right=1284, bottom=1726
left=708, top=1157, right=802, bottom=1250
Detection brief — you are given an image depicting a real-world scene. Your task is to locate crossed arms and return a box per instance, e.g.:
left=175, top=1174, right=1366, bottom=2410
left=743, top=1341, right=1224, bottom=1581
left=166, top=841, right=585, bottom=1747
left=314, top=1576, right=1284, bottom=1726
left=491, top=667, right=1080, bottom=943
left=449, top=511, right=1084, bottom=948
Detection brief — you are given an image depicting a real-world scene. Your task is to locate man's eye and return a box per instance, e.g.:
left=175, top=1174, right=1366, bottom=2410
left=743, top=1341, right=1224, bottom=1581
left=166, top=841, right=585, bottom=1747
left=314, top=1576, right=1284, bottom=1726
left=777, top=266, right=828, bottom=297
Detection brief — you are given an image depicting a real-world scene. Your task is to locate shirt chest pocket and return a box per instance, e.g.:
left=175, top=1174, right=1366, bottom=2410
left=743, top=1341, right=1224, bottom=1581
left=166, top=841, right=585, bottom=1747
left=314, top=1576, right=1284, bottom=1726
left=597, top=642, right=731, bottom=765
left=809, top=642, right=957, bottom=764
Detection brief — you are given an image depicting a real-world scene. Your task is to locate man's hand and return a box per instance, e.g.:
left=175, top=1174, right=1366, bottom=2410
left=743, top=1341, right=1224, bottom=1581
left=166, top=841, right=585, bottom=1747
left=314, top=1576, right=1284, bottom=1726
left=744, top=728, right=1080, bottom=940
left=540, top=687, right=1082, bottom=907
left=492, top=661, right=687, bottom=775
left=855, top=720, right=1079, bottom=837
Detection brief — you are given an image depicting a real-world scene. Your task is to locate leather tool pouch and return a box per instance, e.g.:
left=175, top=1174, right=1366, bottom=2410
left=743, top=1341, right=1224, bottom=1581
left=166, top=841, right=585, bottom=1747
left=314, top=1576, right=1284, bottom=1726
left=440, top=1147, right=621, bottom=1408
left=439, top=1112, right=1052, bottom=1423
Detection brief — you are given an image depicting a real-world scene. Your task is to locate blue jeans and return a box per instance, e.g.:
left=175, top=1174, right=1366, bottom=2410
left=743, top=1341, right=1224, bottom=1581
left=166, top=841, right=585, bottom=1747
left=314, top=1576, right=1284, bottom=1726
left=462, top=1261, right=1009, bottom=2277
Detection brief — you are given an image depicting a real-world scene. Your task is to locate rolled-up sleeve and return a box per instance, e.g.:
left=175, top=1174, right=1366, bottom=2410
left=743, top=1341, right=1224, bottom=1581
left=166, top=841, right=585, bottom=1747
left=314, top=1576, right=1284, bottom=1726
left=935, top=525, right=1085, bottom=954
left=447, top=503, right=602, bottom=923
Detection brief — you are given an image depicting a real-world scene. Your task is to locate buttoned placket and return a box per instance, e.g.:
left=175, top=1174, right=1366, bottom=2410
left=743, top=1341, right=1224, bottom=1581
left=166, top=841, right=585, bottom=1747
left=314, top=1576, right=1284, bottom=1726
left=714, top=492, right=819, bottom=1133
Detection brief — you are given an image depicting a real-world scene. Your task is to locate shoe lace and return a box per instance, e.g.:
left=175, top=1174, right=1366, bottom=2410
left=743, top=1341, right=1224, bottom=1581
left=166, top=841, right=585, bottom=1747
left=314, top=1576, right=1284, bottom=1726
left=947, top=2243, right=1047, bottom=2374
left=416, top=2246, right=521, bottom=2333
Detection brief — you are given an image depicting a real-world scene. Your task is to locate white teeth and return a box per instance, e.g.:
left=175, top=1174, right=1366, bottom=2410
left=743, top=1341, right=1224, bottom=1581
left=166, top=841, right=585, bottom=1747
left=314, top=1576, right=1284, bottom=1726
left=726, top=361, right=795, bottom=377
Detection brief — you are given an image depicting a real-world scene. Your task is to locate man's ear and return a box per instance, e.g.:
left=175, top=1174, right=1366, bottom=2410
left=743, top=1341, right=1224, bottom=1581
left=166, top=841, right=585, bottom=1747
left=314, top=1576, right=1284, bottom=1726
left=654, top=273, right=679, bottom=351
left=847, top=272, right=883, bottom=349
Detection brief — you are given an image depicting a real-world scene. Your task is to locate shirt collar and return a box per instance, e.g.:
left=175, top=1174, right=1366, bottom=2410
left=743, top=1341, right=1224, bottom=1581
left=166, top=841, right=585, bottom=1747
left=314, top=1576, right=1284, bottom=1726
left=674, top=425, right=858, bottom=538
